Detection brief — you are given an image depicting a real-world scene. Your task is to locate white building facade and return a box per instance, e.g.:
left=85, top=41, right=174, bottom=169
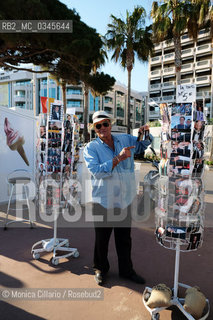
left=0, top=68, right=147, bottom=130
left=148, top=28, right=212, bottom=121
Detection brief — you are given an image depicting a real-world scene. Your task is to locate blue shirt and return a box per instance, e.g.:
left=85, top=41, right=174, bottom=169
left=83, top=134, right=152, bottom=209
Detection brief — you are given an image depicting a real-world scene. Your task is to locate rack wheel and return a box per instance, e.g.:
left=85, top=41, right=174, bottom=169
left=52, top=258, right=59, bottom=266
left=33, top=253, right=40, bottom=260
left=73, top=251, right=79, bottom=258
left=151, top=313, right=160, bottom=320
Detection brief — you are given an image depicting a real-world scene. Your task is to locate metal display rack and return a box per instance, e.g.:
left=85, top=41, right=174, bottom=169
left=143, top=97, right=210, bottom=319
left=143, top=240, right=210, bottom=320
left=32, top=103, right=79, bottom=265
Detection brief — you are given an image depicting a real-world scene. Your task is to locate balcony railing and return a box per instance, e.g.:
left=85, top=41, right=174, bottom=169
left=198, top=29, right=211, bottom=39
left=195, top=60, right=211, bottom=69
left=150, top=70, right=161, bottom=77
left=149, top=97, right=161, bottom=102
left=163, top=40, right=174, bottom=47
left=196, top=91, right=211, bottom=98
left=163, top=53, right=175, bottom=61
left=150, top=83, right=161, bottom=90
left=163, top=67, right=175, bottom=75
left=154, top=43, right=162, bottom=50
left=196, top=75, right=211, bottom=83
left=181, top=48, right=194, bottom=57
left=181, top=63, right=193, bottom=72
left=180, top=78, right=193, bottom=84
left=162, top=95, right=175, bottom=101
left=196, top=44, right=212, bottom=54
left=151, top=56, right=162, bottom=64
left=162, top=81, right=175, bottom=88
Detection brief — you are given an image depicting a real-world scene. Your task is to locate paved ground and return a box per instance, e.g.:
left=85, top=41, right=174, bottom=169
left=0, top=163, right=212, bottom=320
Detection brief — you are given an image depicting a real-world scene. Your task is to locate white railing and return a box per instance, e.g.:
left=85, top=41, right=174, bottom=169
left=198, top=29, right=211, bottom=39
left=195, top=75, right=211, bottom=83
left=163, top=53, right=175, bottom=61
left=154, top=43, right=162, bottom=50
left=163, top=40, right=174, bottom=47
left=150, top=83, right=161, bottom=90
left=181, top=63, right=193, bottom=71
left=181, top=48, right=193, bottom=56
left=195, top=60, right=211, bottom=69
left=163, top=67, right=175, bottom=74
left=162, top=81, right=175, bottom=87
left=196, top=91, right=211, bottom=97
left=196, top=44, right=212, bottom=53
left=149, top=97, right=161, bottom=102
left=151, top=56, right=161, bottom=63
left=162, top=95, right=175, bottom=101
left=150, top=70, right=161, bottom=76
left=180, top=78, right=193, bottom=84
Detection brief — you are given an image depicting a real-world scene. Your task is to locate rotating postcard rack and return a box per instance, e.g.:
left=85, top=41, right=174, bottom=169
left=143, top=89, right=210, bottom=320
left=32, top=102, right=79, bottom=265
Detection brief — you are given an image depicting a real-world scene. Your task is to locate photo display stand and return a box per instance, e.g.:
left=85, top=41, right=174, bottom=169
left=32, top=102, right=79, bottom=265
left=62, top=114, right=81, bottom=209
left=143, top=86, right=210, bottom=320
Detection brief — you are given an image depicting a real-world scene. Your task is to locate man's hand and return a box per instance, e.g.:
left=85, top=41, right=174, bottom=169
left=118, top=146, right=135, bottom=161
left=138, top=124, right=149, bottom=134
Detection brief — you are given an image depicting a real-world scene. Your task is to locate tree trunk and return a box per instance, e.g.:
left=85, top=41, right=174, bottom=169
left=174, top=36, right=182, bottom=85
left=127, top=69, right=132, bottom=134
left=83, top=84, right=89, bottom=143
left=62, top=82, right=67, bottom=114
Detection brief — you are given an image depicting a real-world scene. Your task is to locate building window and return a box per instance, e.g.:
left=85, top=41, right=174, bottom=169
left=49, top=88, right=56, bottom=98
left=15, top=102, right=25, bottom=108
left=40, top=89, right=47, bottom=97
left=67, top=100, right=82, bottom=107
left=104, top=96, right=113, bottom=103
left=16, top=80, right=31, bottom=85
left=15, top=90, right=25, bottom=97
left=41, top=78, right=47, bottom=85
left=67, top=88, right=82, bottom=95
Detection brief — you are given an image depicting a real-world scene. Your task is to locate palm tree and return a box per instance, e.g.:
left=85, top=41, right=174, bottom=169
left=90, top=38, right=108, bottom=112
left=106, top=6, right=153, bottom=134
left=83, top=37, right=115, bottom=143
left=151, top=0, right=213, bottom=85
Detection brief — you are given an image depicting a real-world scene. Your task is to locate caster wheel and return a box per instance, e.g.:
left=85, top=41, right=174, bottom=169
left=73, top=250, right=79, bottom=258
left=65, top=242, right=70, bottom=248
left=144, top=292, right=151, bottom=302
left=151, top=313, right=160, bottom=320
left=33, top=253, right=40, bottom=260
left=52, top=258, right=59, bottom=266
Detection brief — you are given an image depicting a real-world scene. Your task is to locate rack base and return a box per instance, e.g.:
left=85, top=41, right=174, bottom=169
left=143, top=285, right=210, bottom=320
left=31, top=238, right=79, bottom=265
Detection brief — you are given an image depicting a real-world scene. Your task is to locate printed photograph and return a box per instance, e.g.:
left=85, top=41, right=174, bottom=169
left=50, top=104, right=62, bottom=121
left=192, top=120, right=205, bottom=142
left=171, top=115, right=192, bottom=132
left=187, top=233, right=201, bottom=250
left=171, top=103, right=192, bottom=116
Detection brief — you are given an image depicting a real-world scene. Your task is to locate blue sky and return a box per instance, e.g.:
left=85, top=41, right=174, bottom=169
left=61, top=0, right=153, bottom=92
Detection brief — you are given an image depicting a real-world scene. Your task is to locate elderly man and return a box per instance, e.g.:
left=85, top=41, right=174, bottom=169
left=84, top=111, right=152, bottom=285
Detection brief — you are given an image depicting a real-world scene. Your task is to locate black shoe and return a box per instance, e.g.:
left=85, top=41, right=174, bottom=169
left=94, top=270, right=105, bottom=286
left=120, top=272, right=146, bottom=284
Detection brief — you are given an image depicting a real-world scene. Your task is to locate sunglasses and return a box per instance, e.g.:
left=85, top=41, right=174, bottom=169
left=95, top=122, right=110, bottom=130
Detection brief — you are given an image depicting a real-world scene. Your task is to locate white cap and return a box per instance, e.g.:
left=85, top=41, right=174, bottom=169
left=92, top=111, right=115, bottom=125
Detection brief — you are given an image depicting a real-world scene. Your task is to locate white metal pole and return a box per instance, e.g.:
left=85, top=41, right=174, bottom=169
left=173, top=240, right=181, bottom=299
